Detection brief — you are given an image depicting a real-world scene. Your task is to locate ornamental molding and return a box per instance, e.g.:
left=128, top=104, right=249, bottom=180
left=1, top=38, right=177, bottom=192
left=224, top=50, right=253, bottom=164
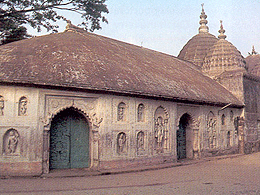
left=41, top=95, right=103, bottom=130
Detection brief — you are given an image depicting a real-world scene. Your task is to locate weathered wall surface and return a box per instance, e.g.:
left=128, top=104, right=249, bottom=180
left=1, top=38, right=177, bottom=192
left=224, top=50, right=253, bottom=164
left=243, top=76, right=260, bottom=153
left=0, top=86, right=242, bottom=176
left=216, top=72, right=260, bottom=154
left=0, top=85, right=42, bottom=176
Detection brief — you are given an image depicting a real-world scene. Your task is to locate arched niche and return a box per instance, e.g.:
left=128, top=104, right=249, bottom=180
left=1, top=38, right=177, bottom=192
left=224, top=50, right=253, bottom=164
left=3, top=129, right=20, bottom=155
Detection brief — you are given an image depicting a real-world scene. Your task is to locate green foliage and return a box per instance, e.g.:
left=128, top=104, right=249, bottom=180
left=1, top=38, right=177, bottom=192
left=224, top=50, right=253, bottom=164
left=0, top=0, right=109, bottom=44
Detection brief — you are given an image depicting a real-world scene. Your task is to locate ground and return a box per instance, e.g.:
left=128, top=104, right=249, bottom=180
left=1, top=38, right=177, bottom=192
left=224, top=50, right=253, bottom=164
left=1, top=152, right=260, bottom=195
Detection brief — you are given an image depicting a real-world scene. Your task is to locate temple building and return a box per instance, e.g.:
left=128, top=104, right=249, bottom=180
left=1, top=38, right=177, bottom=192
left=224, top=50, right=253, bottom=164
left=0, top=5, right=258, bottom=176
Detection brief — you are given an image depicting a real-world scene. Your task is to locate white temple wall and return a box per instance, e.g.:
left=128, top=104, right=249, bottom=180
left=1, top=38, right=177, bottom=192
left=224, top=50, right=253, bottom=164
left=0, top=85, right=243, bottom=176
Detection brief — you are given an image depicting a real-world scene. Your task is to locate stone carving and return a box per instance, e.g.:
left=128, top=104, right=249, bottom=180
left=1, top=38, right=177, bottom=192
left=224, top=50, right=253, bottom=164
left=137, top=131, right=145, bottom=152
left=0, top=96, right=4, bottom=116
left=154, top=106, right=170, bottom=153
left=90, top=113, right=103, bottom=128
left=117, top=132, right=126, bottom=154
left=117, top=102, right=126, bottom=121
left=207, top=112, right=217, bottom=149
left=47, top=98, right=73, bottom=115
left=3, top=129, right=19, bottom=155
left=18, top=96, right=28, bottom=116
left=155, top=117, right=164, bottom=150
left=193, top=116, right=201, bottom=128
left=137, top=104, right=145, bottom=122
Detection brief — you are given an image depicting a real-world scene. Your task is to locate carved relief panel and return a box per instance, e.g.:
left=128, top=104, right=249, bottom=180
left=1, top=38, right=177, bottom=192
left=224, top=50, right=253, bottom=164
left=18, top=96, right=28, bottom=116
left=154, top=106, right=170, bottom=153
left=3, top=129, right=20, bottom=155
left=44, top=95, right=98, bottom=126
left=117, top=132, right=127, bottom=154
left=137, top=131, right=145, bottom=155
left=207, top=111, right=217, bottom=149
left=137, top=104, right=145, bottom=122
left=117, top=102, right=126, bottom=121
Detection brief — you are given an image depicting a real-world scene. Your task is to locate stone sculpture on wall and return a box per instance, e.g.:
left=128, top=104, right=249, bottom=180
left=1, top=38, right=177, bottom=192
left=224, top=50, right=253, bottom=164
left=117, top=102, right=126, bottom=121
left=207, top=112, right=217, bottom=149
left=137, top=131, right=145, bottom=155
left=3, top=129, right=19, bottom=155
left=137, top=104, right=145, bottom=122
left=117, top=132, right=126, bottom=154
left=0, top=96, right=4, bottom=116
left=155, top=117, right=164, bottom=150
left=154, top=106, right=169, bottom=153
left=18, top=96, right=28, bottom=116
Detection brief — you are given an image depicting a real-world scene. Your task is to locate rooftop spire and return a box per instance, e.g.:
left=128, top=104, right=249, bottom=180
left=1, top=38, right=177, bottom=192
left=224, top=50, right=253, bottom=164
left=218, top=20, right=227, bottom=39
left=199, top=3, right=209, bottom=33
left=252, top=45, right=257, bottom=55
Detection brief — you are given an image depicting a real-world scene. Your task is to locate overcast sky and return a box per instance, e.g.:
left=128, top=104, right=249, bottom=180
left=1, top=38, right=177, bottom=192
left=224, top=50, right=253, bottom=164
left=29, top=0, right=260, bottom=57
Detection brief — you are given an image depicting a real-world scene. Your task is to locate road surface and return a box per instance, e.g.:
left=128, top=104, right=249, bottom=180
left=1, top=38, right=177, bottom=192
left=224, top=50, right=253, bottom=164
left=1, top=152, right=260, bottom=194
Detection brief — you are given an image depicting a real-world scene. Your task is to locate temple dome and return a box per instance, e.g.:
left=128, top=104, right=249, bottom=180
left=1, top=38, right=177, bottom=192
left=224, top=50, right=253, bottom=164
left=178, top=33, right=218, bottom=68
left=178, top=5, right=218, bottom=68
left=245, top=47, right=260, bottom=77
left=202, top=22, right=246, bottom=77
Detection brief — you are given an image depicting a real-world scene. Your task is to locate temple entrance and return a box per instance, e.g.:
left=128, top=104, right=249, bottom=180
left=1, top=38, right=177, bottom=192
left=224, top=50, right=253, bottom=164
left=177, top=113, right=192, bottom=160
left=49, top=108, right=90, bottom=169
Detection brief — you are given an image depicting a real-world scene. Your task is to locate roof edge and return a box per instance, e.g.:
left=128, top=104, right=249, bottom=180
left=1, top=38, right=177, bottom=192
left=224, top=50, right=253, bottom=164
left=0, top=81, right=244, bottom=108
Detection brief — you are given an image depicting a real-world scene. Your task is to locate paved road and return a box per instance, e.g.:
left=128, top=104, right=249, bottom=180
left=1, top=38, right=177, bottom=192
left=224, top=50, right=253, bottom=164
left=1, top=152, right=260, bottom=195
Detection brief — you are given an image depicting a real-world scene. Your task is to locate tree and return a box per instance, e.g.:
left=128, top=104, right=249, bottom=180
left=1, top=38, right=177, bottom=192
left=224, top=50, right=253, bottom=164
left=0, top=0, right=109, bottom=44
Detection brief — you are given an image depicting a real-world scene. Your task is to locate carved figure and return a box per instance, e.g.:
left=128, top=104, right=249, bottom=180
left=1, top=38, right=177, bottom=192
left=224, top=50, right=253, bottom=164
left=137, top=131, right=145, bottom=150
left=207, top=112, right=217, bottom=149
left=7, top=130, right=19, bottom=154
left=90, top=113, right=103, bottom=128
left=137, top=104, right=144, bottom=122
left=117, top=132, right=126, bottom=154
left=117, top=102, right=126, bottom=121
left=155, top=117, right=164, bottom=149
left=0, top=96, right=4, bottom=116
left=19, top=97, right=28, bottom=116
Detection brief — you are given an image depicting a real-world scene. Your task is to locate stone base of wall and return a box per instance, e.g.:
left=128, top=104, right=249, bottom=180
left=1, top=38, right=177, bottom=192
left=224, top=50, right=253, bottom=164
left=0, top=161, right=42, bottom=177
left=99, top=155, right=175, bottom=170
left=244, top=141, right=260, bottom=154
left=201, top=146, right=239, bottom=158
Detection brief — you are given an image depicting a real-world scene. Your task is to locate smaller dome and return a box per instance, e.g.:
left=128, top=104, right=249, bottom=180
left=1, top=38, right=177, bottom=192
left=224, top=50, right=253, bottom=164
left=245, top=47, right=260, bottom=77
left=202, top=22, right=246, bottom=77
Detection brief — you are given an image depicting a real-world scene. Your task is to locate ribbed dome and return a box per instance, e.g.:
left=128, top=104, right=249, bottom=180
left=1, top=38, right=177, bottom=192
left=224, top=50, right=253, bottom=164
left=245, top=54, right=260, bottom=77
left=202, top=39, right=246, bottom=77
left=202, top=22, right=246, bottom=77
left=178, top=33, right=218, bottom=68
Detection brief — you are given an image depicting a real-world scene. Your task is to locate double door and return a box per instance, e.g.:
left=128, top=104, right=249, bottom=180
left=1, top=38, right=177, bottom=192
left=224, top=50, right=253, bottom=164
left=49, top=109, right=89, bottom=169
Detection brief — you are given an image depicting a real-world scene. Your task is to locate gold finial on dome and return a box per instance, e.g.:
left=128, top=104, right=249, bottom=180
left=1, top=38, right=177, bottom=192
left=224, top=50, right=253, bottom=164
left=199, top=3, right=209, bottom=33
left=218, top=20, right=227, bottom=40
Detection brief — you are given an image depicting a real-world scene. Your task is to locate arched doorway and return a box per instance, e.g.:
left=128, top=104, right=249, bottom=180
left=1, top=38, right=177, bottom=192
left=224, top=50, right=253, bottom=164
left=49, top=107, right=90, bottom=169
left=177, top=113, right=192, bottom=160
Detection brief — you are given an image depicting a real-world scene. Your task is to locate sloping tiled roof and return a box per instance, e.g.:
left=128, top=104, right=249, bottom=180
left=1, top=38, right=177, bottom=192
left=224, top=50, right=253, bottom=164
left=0, top=27, right=243, bottom=107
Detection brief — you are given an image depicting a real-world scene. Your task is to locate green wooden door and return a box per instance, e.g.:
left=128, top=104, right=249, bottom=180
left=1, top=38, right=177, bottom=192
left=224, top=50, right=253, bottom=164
left=177, top=123, right=186, bottom=160
left=49, top=108, right=89, bottom=169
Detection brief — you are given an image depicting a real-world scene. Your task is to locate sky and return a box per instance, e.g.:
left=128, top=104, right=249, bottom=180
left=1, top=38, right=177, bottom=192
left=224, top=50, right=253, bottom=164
left=29, top=0, right=260, bottom=57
